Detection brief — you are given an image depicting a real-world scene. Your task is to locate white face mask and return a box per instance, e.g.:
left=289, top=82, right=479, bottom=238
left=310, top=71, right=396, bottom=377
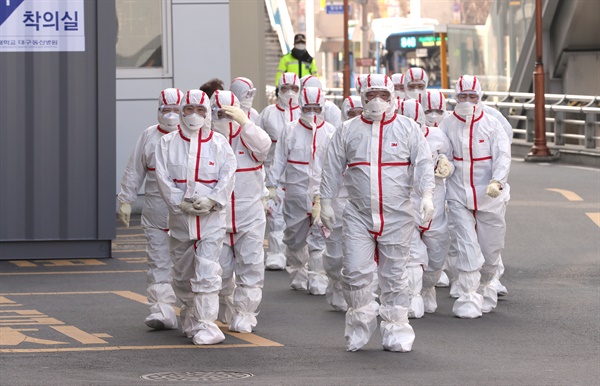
left=295, top=43, right=306, bottom=50
left=182, top=114, right=205, bottom=131
left=454, top=102, right=477, bottom=117
left=300, top=111, right=323, bottom=127
left=363, top=97, right=390, bottom=120
left=425, top=112, right=444, bottom=126
left=394, top=90, right=405, bottom=99
left=240, top=98, right=253, bottom=112
left=212, top=120, right=232, bottom=137
left=406, top=89, right=425, bottom=101
left=157, top=111, right=180, bottom=131
left=278, top=90, right=299, bottom=106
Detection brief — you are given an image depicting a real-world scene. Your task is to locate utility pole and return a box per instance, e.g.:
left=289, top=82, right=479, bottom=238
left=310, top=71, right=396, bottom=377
left=343, top=0, right=350, bottom=98
left=526, top=0, right=557, bottom=162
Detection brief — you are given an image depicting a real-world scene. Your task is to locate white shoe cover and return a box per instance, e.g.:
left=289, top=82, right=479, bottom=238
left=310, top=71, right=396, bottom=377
left=407, top=266, right=424, bottom=319
left=190, top=293, right=225, bottom=345
left=344, top=287, right=379, bottom=352
left=493, top=278, right=508, bottom=296
left=145, top=303, right=178, bottom=330
left=452, top=271, right=483, bottom=318
left=229, top=287, right=261, bottom=333
left=286, top=265, right=308, bottom=290
left=421, top=287, right=437, bottom=314
left=478, top=282, right=498, bottom=313
left=218, top=295, right=235, bottom=324
left=180, top=304, right=194, bottom=338
left=326, top=280, right=348, bottom=312
left=265, top=253, right=286, bottom=270
left=308, top=272, right=328, bottom=295
left=449, top=280, right=461, bottom=299
left=436, top=271, right=450, bottom=287
left=380, top=305, right=415, bottom=352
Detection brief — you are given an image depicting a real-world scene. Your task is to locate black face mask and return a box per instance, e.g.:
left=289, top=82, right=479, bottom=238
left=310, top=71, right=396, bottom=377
left=291, top=47, right=312, bottom=64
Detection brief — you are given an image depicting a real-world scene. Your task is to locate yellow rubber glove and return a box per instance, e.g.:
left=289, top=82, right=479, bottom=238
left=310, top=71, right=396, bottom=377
left=486, top=180, right=502, bottom=198
left=222, top=105, right=249, bottom=126
left=312, top=195, right=321, bottom=225
left=118, top=202, right=131, bottom=228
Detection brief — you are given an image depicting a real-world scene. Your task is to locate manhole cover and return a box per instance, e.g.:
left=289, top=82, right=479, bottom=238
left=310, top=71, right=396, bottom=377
left=141, top=371, right=254, bottom=382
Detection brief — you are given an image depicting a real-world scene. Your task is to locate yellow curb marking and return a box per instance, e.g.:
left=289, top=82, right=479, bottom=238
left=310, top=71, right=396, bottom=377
left=546, top=188, right=583, bottom=201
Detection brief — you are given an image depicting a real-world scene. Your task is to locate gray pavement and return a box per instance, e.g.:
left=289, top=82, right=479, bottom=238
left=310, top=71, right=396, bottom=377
left=1, top=160, right=599, bottom=385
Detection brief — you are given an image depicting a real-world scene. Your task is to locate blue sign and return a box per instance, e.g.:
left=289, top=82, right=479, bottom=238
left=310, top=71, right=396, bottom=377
left=326, top=4, right=349, bottom=14
left=0, top=0, right=25, bottom=27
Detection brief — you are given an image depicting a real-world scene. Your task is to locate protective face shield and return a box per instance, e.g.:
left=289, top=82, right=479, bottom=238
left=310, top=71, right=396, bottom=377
left=341, top=95, right=363, bottom=121
left=391, top=73, right=406, bottom=100
left=424, top=90, right=447, bottom=127
left=299, top=87, right=325, bottom=126
left=277, top=75, right=300, bottom=107
left=300, top=75, right=323, bottom=90
left=210, top=90, right=240, bottom=137
left=230, top=77, right=256, bottom=112
left=156, top=88, right=184, bottom=131
left=360, top=74, right=395, bottom=121
left=404, top=67, right=429, bottom=101
left=179, top=89, right=211, bottom=132
left=398, top=99, right=426, bottom=128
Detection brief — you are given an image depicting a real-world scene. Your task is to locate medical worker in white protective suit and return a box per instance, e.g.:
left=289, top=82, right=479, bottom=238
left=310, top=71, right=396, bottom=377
left=258, top=73, right=301, bottom=270
left=320, top=95, right=364, bottom=311
left=230, top=77, right=260, bottom=123
left=391, top=73, right=406, bottom=104
left=320, top=74, right=435, bottom=352
left=155, top=89, right=236, bottom=344
left=404, top=67, right=428, bottom=103
left=398, top=98, right=453, bottom=315
left=267, top=87, right=336, bottom=294
left=117, top=88, right=183, bottom=330
left=210, top=90, right=271, bottom=333
left=299, top=75, right=342, bottom=129
left=440, top=75, right=511, bottom=318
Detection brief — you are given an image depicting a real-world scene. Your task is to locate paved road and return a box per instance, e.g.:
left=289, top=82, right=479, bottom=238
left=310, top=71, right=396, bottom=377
left=1, top=160, right=598, bottom=385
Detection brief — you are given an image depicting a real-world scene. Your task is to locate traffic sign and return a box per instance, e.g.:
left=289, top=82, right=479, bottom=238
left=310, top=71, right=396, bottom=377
left=355, top=57, right=375, bottom=67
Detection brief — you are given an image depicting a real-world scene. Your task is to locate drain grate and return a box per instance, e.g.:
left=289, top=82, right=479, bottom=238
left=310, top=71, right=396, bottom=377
left=141, top=371, right=254, bottom=382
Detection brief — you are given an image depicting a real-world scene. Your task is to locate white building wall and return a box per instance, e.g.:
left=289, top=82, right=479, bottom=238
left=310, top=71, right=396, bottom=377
left=115, top=0, right=231, bottom=197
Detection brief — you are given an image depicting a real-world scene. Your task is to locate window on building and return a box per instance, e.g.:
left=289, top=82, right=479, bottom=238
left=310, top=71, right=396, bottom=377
left=116, top=0, right=171, bottom=77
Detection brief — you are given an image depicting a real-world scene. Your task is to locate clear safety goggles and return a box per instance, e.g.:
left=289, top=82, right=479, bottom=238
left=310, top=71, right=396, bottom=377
left=215, top=109, right=232, bottom=120
left=406, top=82, right=426, bottom=91
left=182, top=104, right=207, bottom=117
left=301, top=104, right=322, bottom=114
left=347, top=107, right=363, bottom=118
left=244, top=88, right=257, bottom=100
left=425, top=108, right=444, bottom=115
left=456, top=92, right=479, bottom=102
left=365, top=90, right=391, bottom=101
left=159, top=105, right=180, bottom=115
left=394, top=84, right=405, bottom=91
left=280, top=84, right=300, bottom=93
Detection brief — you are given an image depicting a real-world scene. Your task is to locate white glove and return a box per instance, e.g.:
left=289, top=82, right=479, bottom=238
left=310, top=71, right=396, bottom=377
left=180, top=200, right=205, bottom=216
left=320, top=198, right=336, bottom=231
left=434, top=156, right=451, bottom=178
left=486, top=180, right=502, bottom=198
left=222, top=105, right=249, bottom=126
left=193, top=197, right=216, bottom=214
left=419, top=191, right=434, bottom=225
left=118, top=202, right=131, bottom=227
left=267, top=186, right=277, bottom=200
left=311, top=195, right=321, bottom=225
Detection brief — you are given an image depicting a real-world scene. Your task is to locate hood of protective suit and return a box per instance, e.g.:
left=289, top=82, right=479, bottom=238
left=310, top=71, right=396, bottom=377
left=391, top=73, right=406, bottom=99
left=341, top=96, right=363, bottom=121
left=454, top=75, right=483, bottom=117
left=277, top=72, right=300, bottom=108
left=210, top=90, right=240, bottom=138
left=230, top=77, right=256, bottom=113
left=179, top=89, right=211, bottom=135
left=299, top=86, right=325, bottom=127
left=300, top=75, right=323, bottom=90
left=424, top=90, right=447, bottom=127
left=157, top=88, right=184, bottom=131
left=398, top=99, right=426, bottom=129
left=361, top=74, right=395, bottom=121
left=404, top=67, right=428, bottom=101
left=355, top=74, right=369, bottom=95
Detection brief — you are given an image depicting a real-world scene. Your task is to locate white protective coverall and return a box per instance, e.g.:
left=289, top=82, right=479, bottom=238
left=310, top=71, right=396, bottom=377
left=403, top=67, right=429, bottom=102
left=299, top=75, right=342, bottom=129
left=230, top=77, right=260, bottom=123
left=118, top=88, right=183, bottom=330
left=267, top=87, right=336, bottom=294
left=391, top=73, right=406, bottom=107
left=440, top=75, right=511, bottom=318
left=320, top=74, right=435, bottom=352
left=210, top=90, right=271, bottom=333
left=398, top=98, right=453, bottom=315
left=155, top=89, right=236, bottom=344
left=257, top=73, right=301, bottom=270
